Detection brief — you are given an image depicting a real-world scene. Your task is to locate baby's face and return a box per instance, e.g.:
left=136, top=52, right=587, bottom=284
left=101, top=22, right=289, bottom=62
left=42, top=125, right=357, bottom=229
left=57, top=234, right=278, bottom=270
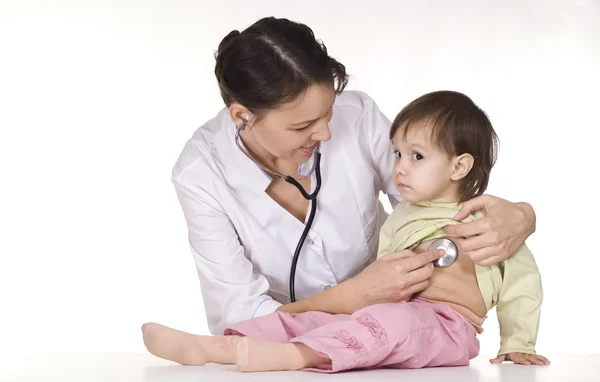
left=391, top=125, right=458, bottom=203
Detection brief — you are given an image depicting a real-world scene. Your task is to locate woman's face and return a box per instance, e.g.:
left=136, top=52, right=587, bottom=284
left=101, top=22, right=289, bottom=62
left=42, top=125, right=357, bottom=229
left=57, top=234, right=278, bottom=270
left=243, top=82, right=335, bottom=165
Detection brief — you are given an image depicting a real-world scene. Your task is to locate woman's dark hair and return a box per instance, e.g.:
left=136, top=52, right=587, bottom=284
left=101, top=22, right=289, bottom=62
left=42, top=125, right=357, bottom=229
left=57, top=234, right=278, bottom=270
left=390, top=91, right=500, bottom=202
left=214, top=17, right=349, bottom=114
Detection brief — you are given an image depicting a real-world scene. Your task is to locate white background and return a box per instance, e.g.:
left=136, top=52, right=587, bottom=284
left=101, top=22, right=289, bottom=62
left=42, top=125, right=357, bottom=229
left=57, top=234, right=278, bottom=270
left=1, top=0, right=599, bottom=360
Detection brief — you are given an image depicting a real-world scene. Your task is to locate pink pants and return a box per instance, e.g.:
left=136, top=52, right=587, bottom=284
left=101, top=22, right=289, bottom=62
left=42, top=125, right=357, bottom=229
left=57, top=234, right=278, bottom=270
left=224, top=299, right=480, bottom=373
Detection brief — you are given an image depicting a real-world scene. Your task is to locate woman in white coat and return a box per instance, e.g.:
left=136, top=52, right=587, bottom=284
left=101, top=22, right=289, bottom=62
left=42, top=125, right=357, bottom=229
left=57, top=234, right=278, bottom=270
left=162, top=17, right=536, bottom=335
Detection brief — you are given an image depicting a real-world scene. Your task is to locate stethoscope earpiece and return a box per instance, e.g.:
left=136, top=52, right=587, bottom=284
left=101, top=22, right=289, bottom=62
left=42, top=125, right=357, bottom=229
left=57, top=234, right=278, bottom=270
left=241, top=114, right=251, bottom=129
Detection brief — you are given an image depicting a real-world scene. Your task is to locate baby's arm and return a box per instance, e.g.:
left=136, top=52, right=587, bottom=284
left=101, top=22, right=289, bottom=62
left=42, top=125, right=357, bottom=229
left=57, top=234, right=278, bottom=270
left=492, top=244, right=549, bottom=365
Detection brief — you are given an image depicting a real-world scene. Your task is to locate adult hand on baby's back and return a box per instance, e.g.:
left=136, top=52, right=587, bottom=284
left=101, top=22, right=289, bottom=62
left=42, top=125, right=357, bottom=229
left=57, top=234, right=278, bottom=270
left=343, top=249, right=444, bottom=313
left=442, top=194, right=536, bottom=267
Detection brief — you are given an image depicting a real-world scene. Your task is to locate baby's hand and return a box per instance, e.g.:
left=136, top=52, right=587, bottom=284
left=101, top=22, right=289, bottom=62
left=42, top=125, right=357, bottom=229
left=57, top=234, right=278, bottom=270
left=490, top=353, right=550, bottom=365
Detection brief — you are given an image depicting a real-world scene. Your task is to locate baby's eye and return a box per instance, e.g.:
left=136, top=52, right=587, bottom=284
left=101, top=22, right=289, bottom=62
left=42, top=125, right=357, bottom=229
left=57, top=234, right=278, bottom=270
left=412, top=152, right=423, bottom=160
left=394, top=150, right=401, bottom=158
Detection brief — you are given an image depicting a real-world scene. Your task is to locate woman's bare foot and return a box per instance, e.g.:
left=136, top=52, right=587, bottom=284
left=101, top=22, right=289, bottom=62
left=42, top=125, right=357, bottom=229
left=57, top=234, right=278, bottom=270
left=142, top=322, right=238, bottom=365
left=236, top=337, right=330, bottom=372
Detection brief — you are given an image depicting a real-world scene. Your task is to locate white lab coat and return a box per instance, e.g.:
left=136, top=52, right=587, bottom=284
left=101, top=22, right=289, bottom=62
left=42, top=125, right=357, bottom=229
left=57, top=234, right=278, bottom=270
left=172, top=90, right=401, bottom=334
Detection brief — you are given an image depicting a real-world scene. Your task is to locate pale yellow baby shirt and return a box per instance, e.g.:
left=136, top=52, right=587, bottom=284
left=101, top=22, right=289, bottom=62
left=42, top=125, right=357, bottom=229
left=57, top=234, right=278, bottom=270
left=377, top=200, right=543, bottom=356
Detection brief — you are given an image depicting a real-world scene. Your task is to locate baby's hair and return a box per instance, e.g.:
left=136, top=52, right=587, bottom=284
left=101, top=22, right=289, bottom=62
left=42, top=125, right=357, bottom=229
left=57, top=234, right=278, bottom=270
left=390, top=90, right=499, bottom=202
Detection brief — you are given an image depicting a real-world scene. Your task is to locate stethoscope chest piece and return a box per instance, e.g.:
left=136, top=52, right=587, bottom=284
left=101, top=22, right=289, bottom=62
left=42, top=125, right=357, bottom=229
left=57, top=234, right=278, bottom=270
left=428, top=238, right=458, bottom=267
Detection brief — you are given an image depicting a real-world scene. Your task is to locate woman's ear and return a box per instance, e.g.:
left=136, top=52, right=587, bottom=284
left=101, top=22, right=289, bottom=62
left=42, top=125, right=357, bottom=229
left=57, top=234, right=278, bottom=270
left=229, top=103, right=254, bottom=129
left=450, top=153, right=475, bottom=181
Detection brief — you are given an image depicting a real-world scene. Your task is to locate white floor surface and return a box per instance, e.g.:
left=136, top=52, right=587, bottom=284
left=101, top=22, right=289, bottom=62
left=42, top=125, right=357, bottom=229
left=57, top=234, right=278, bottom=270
left=5, top=353, right=598, bottom=382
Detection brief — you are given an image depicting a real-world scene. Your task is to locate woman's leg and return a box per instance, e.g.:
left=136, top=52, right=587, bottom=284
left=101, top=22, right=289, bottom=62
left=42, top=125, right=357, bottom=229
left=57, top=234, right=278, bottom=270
left=224, top=310, right=350, bottom=342
left=142, top=310, right=349, bottom=367
left=285, top=300, right=479, bottom=373
left=142, top=302, right=478, bottom=372
left=235, top=337, right=330, bottom=372
left=225, top=310, right=349, bottom=371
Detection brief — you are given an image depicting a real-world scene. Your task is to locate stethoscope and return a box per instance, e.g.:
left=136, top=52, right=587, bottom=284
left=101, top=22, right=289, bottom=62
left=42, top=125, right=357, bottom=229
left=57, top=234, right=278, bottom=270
left=235, top=118, right=458, bottom=302
left=428, top=238, right=458, bottom=268
left=236, top=118, right=322, bottom=303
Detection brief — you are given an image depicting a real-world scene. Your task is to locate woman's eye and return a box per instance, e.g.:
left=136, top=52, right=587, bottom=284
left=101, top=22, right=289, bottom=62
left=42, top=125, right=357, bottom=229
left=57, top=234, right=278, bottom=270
left=394, top=150, right=401, bottom=158
left=412, top=152, right=423, bottom=160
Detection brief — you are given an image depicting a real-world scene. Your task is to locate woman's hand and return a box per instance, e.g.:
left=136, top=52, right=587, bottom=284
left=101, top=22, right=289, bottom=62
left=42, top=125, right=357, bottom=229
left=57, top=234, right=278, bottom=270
left=341, top=249, right=444, bottom=313
left=442, top=195, right=536, bottom=267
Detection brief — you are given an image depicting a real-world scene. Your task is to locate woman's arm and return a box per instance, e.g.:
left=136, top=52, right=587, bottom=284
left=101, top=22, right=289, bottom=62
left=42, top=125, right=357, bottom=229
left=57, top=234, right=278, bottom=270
left=172, top=175, right=282, bottom=334
left=276, top=248, right=444, bottom=315
left=442, top=195, right=536, bottom=266
left=276, top=282, right=348, bottom=314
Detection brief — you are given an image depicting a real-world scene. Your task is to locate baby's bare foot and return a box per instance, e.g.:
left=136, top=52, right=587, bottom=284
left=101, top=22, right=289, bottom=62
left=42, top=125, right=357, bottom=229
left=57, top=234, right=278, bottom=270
left=142, top=323, right=239, bottom=366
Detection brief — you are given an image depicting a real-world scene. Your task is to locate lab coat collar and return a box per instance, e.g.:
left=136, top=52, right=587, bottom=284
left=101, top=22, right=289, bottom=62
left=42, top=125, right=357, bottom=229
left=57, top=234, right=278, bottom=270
left=213, top=109, right=312, bottom=234
left=213, top=110, right=319, bottom=193
left=213, top=110, right=273, bottom=192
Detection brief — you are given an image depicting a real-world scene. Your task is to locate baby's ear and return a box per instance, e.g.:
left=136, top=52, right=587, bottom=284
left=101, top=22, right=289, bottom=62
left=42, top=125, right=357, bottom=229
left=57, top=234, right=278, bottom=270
left=450, top=153, right=474, bottom=181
